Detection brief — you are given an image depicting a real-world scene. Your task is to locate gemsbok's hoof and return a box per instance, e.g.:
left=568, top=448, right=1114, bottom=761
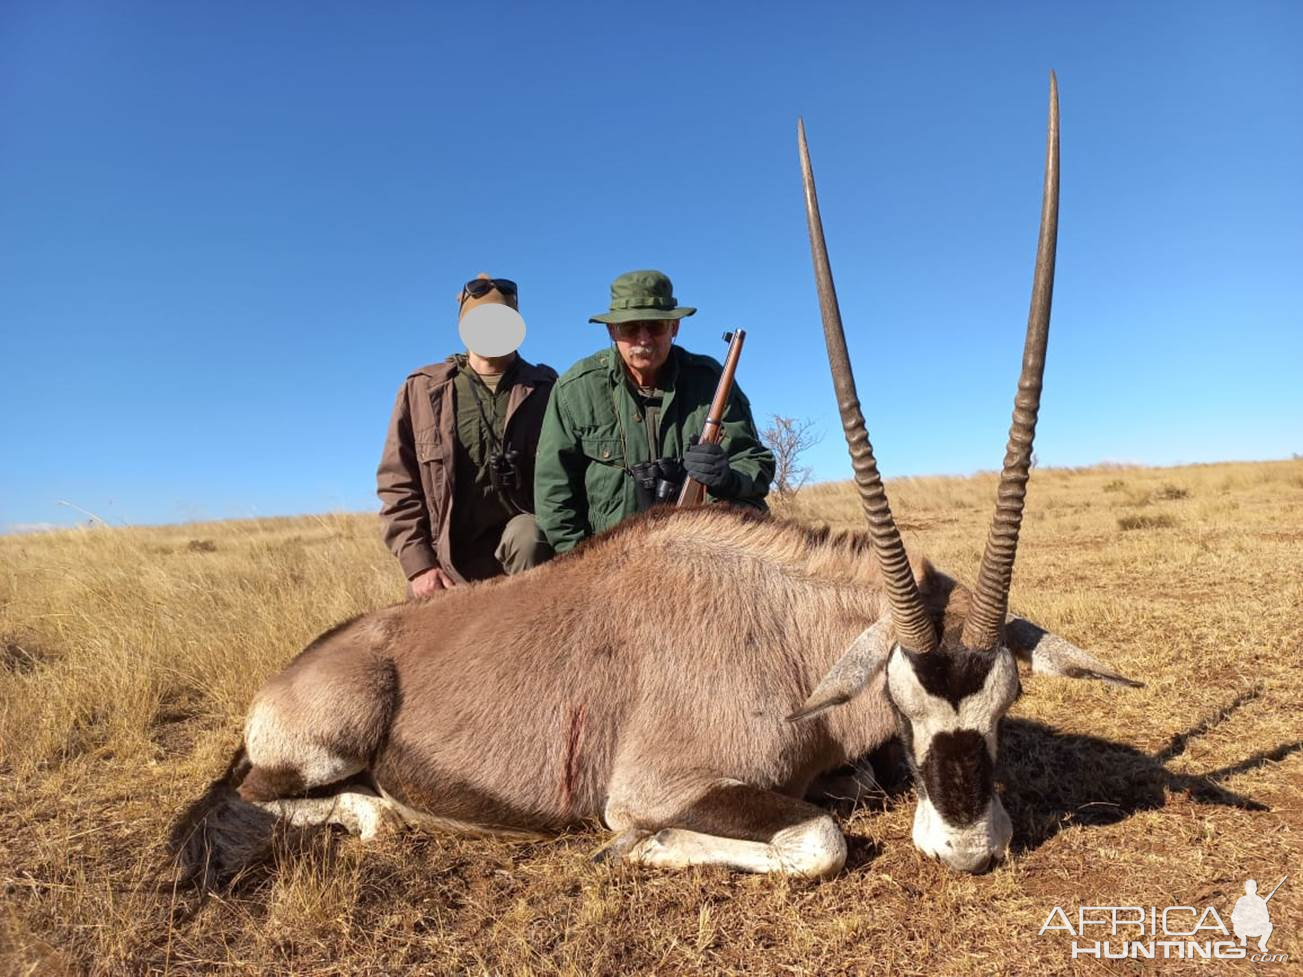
left=591, top=827, right=651, bottom=864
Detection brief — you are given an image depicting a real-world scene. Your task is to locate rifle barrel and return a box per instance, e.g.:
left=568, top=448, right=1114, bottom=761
left=1263, top=875, right=1287, bottom=902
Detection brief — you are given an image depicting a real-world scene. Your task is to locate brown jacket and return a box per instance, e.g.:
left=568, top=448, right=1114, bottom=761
left=377, top=356, right=557, bottom=583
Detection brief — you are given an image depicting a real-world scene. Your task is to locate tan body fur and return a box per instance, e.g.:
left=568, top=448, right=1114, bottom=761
left=234, top=507, right=923, bottom=865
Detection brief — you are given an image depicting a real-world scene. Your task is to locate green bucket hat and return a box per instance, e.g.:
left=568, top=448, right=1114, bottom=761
left=588, top=269, right=697, bottom=324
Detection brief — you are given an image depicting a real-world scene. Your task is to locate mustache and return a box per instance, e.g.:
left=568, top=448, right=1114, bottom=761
left=629, top=345, right=655, bottom=356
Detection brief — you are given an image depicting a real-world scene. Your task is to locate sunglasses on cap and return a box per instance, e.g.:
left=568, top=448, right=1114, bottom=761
left=460, top=278, right=518, bottom=304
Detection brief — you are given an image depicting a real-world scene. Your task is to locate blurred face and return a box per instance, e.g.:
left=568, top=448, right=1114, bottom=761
left=607, top=319, right=679, bottom=381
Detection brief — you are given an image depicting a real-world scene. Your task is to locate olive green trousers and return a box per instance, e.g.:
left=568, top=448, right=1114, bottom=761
left=492, top=513, right=553, bottom=575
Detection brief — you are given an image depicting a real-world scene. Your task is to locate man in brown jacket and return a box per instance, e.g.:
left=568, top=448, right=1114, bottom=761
left=377, top=274, right=557, bottom=598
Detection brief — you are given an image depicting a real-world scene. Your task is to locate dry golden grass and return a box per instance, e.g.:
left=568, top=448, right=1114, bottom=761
left=2, top=460, right=1301, bottom=976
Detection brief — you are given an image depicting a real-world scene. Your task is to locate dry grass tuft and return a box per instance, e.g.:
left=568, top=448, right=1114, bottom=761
left=2, top=460, right=1301, bottom=976
left=1117, top=512, right=1179, bottom=531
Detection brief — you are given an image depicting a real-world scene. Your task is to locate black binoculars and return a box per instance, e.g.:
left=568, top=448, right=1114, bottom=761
left=489, top=448, right=524, bottom=495
left=630, top=457, right=685, bottom=511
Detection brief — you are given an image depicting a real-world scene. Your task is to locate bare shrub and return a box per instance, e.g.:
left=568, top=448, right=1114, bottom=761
left=761, top=415, right=822, bottom=498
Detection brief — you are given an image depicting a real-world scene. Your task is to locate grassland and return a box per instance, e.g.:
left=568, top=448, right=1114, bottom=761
left=2, top=459, right=1301, bottom=976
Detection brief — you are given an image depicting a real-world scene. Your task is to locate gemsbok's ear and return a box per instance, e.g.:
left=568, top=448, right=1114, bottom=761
left=788, top=617, right=895, bottom=722
left=1005, top=616, right=1143, bottom=688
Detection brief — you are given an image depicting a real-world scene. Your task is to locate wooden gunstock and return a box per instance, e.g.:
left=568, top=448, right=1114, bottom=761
left=677, top=329, right=747, bottom=507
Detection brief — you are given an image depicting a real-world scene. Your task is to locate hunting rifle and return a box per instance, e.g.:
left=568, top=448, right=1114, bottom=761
left=677, top=329, right=746, bottom=507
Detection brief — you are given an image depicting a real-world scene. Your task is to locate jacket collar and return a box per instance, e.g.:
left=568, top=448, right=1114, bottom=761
left=414, top=354, right=551, bottom=388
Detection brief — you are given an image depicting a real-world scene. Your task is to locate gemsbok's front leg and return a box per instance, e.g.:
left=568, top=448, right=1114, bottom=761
left=604, top=778, right=847, bottom=879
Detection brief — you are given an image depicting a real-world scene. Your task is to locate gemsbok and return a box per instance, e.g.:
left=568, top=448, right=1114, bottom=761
left=172, top=74, right=1139, bottom=885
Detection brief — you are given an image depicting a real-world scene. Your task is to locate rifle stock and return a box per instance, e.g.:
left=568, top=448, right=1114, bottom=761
left=677, top=329, right=747, bottom=507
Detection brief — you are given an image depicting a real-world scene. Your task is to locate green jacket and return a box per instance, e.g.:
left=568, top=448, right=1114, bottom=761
left=535, top=345, right=775, bottom=553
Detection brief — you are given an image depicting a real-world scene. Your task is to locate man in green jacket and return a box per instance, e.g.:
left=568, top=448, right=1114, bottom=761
left=535, top=269, right=774, bottom=554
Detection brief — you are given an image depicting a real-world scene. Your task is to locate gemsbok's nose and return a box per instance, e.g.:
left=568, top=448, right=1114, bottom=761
left=940, top=847, right=1000, bottom=874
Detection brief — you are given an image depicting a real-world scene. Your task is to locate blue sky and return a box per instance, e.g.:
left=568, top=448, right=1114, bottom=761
left=3, top=2, right=1300, bottom=530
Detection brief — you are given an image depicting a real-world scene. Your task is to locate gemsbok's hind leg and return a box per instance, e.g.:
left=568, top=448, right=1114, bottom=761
left=235, top=621, right=402, bottom=841
left=605, top=778, right=847, bottom=879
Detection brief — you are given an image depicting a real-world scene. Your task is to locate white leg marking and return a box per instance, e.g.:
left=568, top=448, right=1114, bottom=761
left=628, top=816, right=846, bottom=879
left=773, top=816, right=848, bottom=878
left=629, top=828, right=783, bottom=873
left=255, top=790, right=399, bottom=842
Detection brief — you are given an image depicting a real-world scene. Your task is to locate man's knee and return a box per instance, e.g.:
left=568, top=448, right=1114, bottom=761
left=496, top=514, right=553, bottom=574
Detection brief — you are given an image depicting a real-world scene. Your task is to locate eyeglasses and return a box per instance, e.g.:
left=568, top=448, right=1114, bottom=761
left=460, top=278, right=518, bottom=304
left=612, top=320, right=674, bottom=339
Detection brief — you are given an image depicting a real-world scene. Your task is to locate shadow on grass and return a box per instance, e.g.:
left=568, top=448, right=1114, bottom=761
left=831, top=685, right=1298, bottom=865
left=1000, top=686, right=1299, bottom=854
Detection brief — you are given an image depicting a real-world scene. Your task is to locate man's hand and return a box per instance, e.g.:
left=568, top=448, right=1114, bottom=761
left=683, top=440, right=740, bottom=496
left=409, top=567, right=457, bottom=599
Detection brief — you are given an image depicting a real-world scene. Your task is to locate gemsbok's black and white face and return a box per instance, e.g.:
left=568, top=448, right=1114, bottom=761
left=884, top=643, right=1021, bottom=873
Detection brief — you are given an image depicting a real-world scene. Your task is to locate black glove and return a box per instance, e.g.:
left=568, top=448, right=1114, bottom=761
left=683, top=440, right=740, bottom=496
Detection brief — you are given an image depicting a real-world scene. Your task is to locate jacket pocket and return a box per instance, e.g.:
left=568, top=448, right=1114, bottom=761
left=414, top=439, right=447, bottom=515
left=579, top=437, right=629, bottom=531
left=415, top=437, right=443, bottom=463
left=579, top=434, right=625, bottom=467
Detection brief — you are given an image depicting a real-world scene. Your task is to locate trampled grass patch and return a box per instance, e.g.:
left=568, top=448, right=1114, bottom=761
left=2, top=460, right=1301, bottom=976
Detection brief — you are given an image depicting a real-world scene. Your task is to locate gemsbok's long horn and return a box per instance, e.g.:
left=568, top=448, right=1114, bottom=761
left=798, top=118, right=937, bottom=654
left=962, top=72, right=1060, bottom=652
